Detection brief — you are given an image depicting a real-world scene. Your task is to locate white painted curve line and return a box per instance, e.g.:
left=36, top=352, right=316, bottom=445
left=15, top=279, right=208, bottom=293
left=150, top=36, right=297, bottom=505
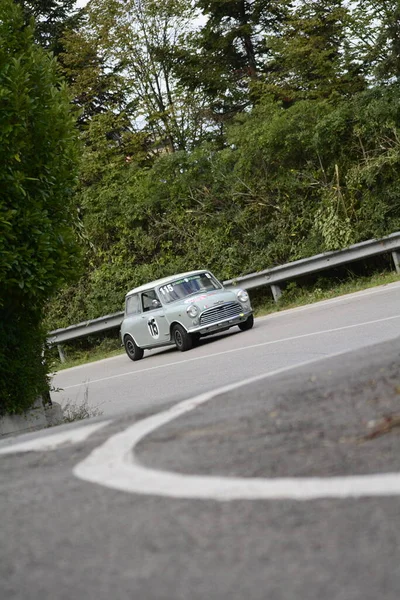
left=73, top=353, right=400, bottom=502
left=0, top=420, right=112, bottom=455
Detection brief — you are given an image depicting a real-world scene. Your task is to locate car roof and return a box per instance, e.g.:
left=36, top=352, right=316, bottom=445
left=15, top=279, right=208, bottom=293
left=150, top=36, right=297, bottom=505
left=125, top=270, right=209, bottom=297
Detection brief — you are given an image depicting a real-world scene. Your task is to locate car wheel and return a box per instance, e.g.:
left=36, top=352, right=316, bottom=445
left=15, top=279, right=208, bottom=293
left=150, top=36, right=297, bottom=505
left=238, top=314, right=254, bottom=331
left=172, top=324, right=193, bottom=352
left=124, top=335, right=144, bottom=361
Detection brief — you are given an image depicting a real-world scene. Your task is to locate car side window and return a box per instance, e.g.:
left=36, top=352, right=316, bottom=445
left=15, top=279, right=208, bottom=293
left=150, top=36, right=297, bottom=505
left=141, top=290, right=161, bottom=312
left=126, top=294, right=141, bottom=316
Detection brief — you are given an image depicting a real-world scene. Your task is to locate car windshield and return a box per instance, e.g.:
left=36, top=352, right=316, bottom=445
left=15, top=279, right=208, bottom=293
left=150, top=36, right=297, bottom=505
left=158, top=272, right=221, bottom=303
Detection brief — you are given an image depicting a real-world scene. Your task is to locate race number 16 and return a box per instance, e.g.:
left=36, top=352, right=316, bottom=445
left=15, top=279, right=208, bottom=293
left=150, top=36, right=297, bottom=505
left=147, top=318, right=159, bottom=338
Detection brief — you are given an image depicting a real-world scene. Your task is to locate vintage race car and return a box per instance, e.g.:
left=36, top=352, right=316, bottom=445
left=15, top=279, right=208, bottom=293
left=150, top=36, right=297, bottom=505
left=120, top=270, right=254, bottom=361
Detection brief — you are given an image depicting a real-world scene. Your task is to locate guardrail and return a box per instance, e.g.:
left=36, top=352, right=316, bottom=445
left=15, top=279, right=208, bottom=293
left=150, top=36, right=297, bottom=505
left=48, top=231, right=400, bottom=361
left=224, top=231, right=400, bottom=300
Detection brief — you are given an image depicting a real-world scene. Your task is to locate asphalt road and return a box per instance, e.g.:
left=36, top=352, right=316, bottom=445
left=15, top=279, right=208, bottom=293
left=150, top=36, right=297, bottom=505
left=52, top=282, right=400, bottom=417
left=1, top=283, right=400, bottom=599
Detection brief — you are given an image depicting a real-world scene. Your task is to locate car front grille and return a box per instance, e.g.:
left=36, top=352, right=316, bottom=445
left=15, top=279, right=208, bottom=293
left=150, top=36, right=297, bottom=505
left=199, top=302, right=243, bottom=326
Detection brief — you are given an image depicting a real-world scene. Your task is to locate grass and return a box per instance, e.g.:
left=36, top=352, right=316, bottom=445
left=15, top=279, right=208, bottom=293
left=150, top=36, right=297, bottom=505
left=61, top=386, right=104, bottom=423
left=52, top=268, right=400, bottom=371
left=46, top=385, right=104, bottom=427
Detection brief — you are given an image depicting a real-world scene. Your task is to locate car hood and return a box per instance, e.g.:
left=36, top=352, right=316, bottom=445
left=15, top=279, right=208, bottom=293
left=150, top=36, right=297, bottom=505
left=182, top=288, right=240, bottom=308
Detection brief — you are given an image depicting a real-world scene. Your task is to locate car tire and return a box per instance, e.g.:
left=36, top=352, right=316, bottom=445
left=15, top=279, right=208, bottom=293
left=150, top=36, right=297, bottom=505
left=191, top=332, right=201, bottom=347
left=238, top=314, right=254, bottom=331
left=172, top=324, right=193, bottom=352
left=124, top=335, right=144, bottom=361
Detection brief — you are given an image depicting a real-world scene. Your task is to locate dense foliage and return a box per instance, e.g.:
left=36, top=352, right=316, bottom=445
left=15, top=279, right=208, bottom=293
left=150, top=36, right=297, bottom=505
left=0, top=0, right=79, bottom=414
left=46, top=0, right=400, bottom=328
left=49, top=87, right=400, bottom=326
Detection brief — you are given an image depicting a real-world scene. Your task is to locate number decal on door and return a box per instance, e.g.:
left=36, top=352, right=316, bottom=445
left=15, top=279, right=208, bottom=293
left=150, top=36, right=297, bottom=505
left=147, top=318, right=159, bottom=339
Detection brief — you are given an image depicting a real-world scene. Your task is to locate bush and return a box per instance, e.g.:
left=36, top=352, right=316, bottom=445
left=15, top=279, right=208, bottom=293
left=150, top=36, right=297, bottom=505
left=0, top=312, right=48, bottom=416
left=0, top=0, right=80, bottom=415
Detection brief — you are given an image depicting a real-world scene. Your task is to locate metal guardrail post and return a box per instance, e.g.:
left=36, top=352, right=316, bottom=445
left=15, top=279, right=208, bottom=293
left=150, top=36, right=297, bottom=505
left=57, top=345, right=66, bottom=364
left=392, top=251, right=400, bottom=274
left=270, top=284, right=282, bottom=302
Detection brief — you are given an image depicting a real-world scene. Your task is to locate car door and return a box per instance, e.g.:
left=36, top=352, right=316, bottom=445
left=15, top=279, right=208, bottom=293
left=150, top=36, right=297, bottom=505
left=123, top=293, right=142, bottom=343
left=136, top=289, right=171, bottom=347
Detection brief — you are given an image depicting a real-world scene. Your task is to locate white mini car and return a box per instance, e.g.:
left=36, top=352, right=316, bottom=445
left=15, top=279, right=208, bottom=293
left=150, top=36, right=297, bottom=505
left=120, top=270, right=254, bottom=360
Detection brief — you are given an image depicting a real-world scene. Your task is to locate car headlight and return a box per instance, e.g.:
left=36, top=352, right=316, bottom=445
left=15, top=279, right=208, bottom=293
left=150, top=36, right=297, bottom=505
left=186, top=304, right=199, bottom=318
left=237, top=289, right=249, bottom=303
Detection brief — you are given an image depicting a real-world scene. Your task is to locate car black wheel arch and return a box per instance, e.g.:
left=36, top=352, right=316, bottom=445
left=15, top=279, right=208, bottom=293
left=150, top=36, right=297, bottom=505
left=124, top=334, right=144, bottom=361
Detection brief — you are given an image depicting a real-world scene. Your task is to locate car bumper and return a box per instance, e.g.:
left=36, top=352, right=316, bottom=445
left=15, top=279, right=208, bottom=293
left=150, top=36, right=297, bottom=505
left=188, top=310, right=253, bottom=335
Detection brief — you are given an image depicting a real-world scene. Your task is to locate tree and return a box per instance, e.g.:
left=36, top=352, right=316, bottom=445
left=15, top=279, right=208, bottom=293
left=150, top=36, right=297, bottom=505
left=15, top=0, right=83, bottom=54
left=62, top=0, right=210, bottom=151
left=172, top=0, right=291, bottom=124
left=0, top=0, right=80, bottom=414
left=60, top=25, right=126, bottom=123
left=352, top=1, right=400, bottom=84
left=264, top=0, right=365, bottom=103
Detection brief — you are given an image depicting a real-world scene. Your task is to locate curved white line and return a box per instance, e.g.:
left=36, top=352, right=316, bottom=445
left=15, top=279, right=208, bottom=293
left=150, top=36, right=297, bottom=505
left=0, top=420, right=112, bottom=455
left=73, top=352, right=400, bottom=501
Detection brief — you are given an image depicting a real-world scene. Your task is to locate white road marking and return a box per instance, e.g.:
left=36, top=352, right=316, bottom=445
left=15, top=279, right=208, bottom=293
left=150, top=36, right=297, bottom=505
left=0, top=421, right=112, bottom=455
left=63, top=314, right=400, bottom=390
left=73, top=352, right=400, bottom=501
left=261, top=280, right=400, bottom=322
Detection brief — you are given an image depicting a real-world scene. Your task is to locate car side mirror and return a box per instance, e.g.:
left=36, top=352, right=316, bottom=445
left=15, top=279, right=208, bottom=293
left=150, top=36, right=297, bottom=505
left=152, top=299, right=161, bottom=309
